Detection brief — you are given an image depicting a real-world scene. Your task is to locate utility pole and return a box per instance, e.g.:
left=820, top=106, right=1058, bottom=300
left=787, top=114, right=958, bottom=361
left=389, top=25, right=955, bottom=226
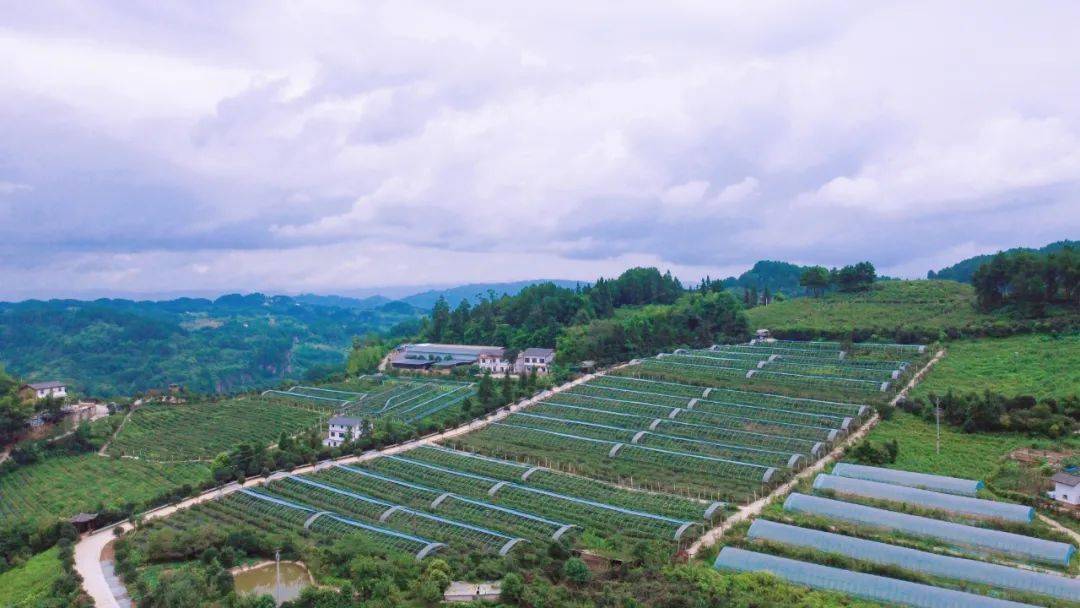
left=932, top=396, right=941, bottom=456
left=275, top=549, right=281, bottom=602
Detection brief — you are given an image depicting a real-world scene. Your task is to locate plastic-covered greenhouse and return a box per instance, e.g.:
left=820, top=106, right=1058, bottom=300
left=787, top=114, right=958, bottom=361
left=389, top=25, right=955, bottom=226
left=812, top=474, right=1034, bottom=523
left=831, top=463, right=983, bottom=496
left=783, top=493, right=1074, bottom=565
left=713, top=547, right=1036, bottom=608
left=747, top=520, right=1080, bottom=602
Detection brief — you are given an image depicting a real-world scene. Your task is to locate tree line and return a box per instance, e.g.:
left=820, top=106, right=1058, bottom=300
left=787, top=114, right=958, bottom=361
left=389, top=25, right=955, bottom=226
left=798, top=262, right=877, bottom=297
left=420, top=267, right=685, bottom=350
left=972, top=246, right=1079, bottom=317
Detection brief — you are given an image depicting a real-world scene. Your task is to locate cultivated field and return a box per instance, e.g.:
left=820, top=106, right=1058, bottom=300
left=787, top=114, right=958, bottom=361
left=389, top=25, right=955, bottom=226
left=911, top=333, right=1080, bottom=400
left=106, top=397, right=328, bottom=460
left=0, top=455, right=210, bottom=525
left=126, top=339, right=922, bottom=579
left=747, top=280, right=1080, bottom=341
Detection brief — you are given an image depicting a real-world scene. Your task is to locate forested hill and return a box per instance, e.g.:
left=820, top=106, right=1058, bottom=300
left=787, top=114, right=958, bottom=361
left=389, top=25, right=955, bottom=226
left=928, top=239, right=1078, bottom=283
left=717, top=260, right=814, bottom=297
left=0, top=295, right=424, bottom=398
left=399, top=279, right=583, bottom=309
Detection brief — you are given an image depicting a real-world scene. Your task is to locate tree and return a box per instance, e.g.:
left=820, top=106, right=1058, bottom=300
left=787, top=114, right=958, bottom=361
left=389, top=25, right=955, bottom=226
left=799, top=266, right=831, bottom=297
left=477, top=372, right=495, bottom=409
left=428, top=296, right=451, bottom=342
left=501, top=372, right=515, bottom=405
left=500, top=572, right=524, bottom=603
left=562, top=557, right=591, bottom=585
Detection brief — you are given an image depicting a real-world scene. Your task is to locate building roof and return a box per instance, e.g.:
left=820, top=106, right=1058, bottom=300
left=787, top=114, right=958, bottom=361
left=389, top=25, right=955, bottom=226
left=521, top=348, right=555, bottom=358
left=26, top=381, right=65, bottom=390
left=390, top=355, right=434, bottom=368
left=69, top=512, right=98, bottom=524
left=406, top=343, right=504, bottom=356
left=329, top=416, right=364, bottom=427
left=1051, top=472, right=1080, bottom=487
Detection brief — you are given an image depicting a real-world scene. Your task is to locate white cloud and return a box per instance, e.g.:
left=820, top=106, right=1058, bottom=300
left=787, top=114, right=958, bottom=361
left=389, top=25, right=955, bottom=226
left=1, top=1, right=1079, bottom=297
left=0, top=181, right=32, bottom=195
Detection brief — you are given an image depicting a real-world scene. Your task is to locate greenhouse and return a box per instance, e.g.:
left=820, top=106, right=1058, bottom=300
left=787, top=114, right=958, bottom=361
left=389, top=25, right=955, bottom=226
left=747, top=520, right=1080, bottom=602
left=373, top=455, right=698, bottom=540
left=812, top=474, right=1034, bottom=523
left=236, top=489, right=444, bottom=559
left=713, top=547, right=1036, bottom=608
left=783, top=493, right=1074, bottom=566
left=831, top=463, right=983, bottom=496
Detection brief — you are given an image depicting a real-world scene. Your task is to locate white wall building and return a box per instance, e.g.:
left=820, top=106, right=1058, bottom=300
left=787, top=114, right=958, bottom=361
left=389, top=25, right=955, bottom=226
left=477, top=348, right=512, bottom=374
left=1049, top=472, right=1080, bottom=505
left=516, top=348, right=555, bottom=376
left=23, top=381, right=67, bottom=399
left=324, top=416, right=365, bottom=447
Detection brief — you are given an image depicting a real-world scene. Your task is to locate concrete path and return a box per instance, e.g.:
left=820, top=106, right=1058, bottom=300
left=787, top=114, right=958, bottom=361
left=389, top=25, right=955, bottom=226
left=686, top=349, right=946, bottom=557
left=74, top=367, right=615, bottom=608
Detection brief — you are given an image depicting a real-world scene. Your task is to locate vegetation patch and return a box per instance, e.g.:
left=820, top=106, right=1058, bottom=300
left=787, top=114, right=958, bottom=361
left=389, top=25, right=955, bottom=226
left=911, top=333, right=1080, bottom=400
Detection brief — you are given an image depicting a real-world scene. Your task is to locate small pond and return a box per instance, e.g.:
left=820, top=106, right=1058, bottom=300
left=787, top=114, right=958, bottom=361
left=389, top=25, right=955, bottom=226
left=233, top=561, right=312, bottom=606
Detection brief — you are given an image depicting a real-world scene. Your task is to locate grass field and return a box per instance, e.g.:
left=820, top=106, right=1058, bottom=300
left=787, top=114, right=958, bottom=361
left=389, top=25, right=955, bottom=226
left=0, top=548, right=62, bottom=607
left=911, top=333, right=1080, bottom=400
left=0, top=454, right=210, bottom=525
left=107, top=397, right=328, bottom=460
left=857, top=411, right=1079, bottom=480
left=747, top=280, right=1079, bottom=341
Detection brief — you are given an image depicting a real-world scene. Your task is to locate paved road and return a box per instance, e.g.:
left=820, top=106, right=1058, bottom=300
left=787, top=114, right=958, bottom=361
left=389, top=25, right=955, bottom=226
left=74, top=368, right=614, bottom=608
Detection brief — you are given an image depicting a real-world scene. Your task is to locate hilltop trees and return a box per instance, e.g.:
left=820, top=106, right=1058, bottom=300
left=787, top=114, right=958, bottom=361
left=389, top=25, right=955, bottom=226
left=799, top=262, right=876, bottom=297
left=799, top=266, right=831, bottom=297
left=972, top=247, right=1079, bottom=316
left=418, top=268, right=684, bottom=350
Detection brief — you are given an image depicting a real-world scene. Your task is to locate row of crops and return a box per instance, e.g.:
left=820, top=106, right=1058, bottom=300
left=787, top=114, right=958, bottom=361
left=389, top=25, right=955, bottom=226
left=721, top=464, right=1079, bottom=608
left=105, top=397, right=330, bottom=460
left=449, top=344, right=890, bottom=502
left=141, top=340, right=925, bottom=567
left=148, top=443, right=725, bottom=562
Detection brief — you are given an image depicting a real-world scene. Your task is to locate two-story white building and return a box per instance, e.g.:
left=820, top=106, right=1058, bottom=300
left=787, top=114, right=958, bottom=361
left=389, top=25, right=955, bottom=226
left=477, top=348, right=513, bottom=374
left=21, top=381, right=67, bottom=400
left=516, top=348, right=555, bottom=376
left=1049, top=472, right=1080, bottom=505
left=324, top=416, right=365, bottom=447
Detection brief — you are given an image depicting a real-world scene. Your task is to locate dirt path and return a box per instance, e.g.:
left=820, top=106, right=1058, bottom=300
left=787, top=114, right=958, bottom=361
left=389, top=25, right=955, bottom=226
left=1038, top=513, right=1080, bottom=546
left=98, top=407, right=135, bottom=456
left=74, top=366, right=619, bottom=608
left=686, top=349, right=946, bottom=557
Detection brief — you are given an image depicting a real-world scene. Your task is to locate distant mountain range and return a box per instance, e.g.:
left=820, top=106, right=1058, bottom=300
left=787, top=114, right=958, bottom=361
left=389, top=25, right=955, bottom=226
left=298, top=279, right=585, bottom=311
left=928, top=240, right=1078, bottom=283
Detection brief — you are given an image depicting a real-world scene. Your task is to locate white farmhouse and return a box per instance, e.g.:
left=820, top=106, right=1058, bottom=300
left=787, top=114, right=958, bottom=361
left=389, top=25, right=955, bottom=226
left=1049, top=472, right=1080, bottom=506
left=476, top=348, right=513, bottom=375
left=515, top=348, right=555, bottom=376
left=22, top=381, right=67, bottom=400
left=324, top=416, right=365, bottom=448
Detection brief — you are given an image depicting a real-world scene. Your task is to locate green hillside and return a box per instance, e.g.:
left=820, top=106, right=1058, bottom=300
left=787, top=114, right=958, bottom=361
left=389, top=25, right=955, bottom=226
left=928, top=239, right=1078, bottom=282
left=911, top=333, right=1080, bottom=400
left=0, top=295, right=423, bottom=397
left=746, top=280, right=1079, bottom=342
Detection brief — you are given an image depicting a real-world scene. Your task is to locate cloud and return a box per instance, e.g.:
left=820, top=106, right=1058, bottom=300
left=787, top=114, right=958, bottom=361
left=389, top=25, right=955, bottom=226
left=0, top=1, right=1078, bottom=298
left=0, top=181, right=32, bottom=195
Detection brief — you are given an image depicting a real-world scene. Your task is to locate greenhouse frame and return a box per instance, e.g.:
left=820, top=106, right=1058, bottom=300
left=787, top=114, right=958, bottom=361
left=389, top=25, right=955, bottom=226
left=812, top=474, right=1034, bottom=523
left=783, top=493, right=1074, bottom=566
left=831, top=463, right=983, bottom=496
left=713, top=547, right=1037, bottom=608
left=747, top=520, right=1080, bottom=602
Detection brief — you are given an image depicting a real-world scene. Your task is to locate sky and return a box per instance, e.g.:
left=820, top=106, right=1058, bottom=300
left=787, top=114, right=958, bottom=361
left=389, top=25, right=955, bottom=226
left=1, top=1, right=1078, bottom=300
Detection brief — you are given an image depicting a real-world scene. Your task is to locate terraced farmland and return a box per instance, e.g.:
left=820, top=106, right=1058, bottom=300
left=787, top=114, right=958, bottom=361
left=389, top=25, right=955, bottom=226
left=132, top=339, right=926, bottom=567
left=106, top=397, right=329, bottom=460
left=0, top=454, right=211, bottom=525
